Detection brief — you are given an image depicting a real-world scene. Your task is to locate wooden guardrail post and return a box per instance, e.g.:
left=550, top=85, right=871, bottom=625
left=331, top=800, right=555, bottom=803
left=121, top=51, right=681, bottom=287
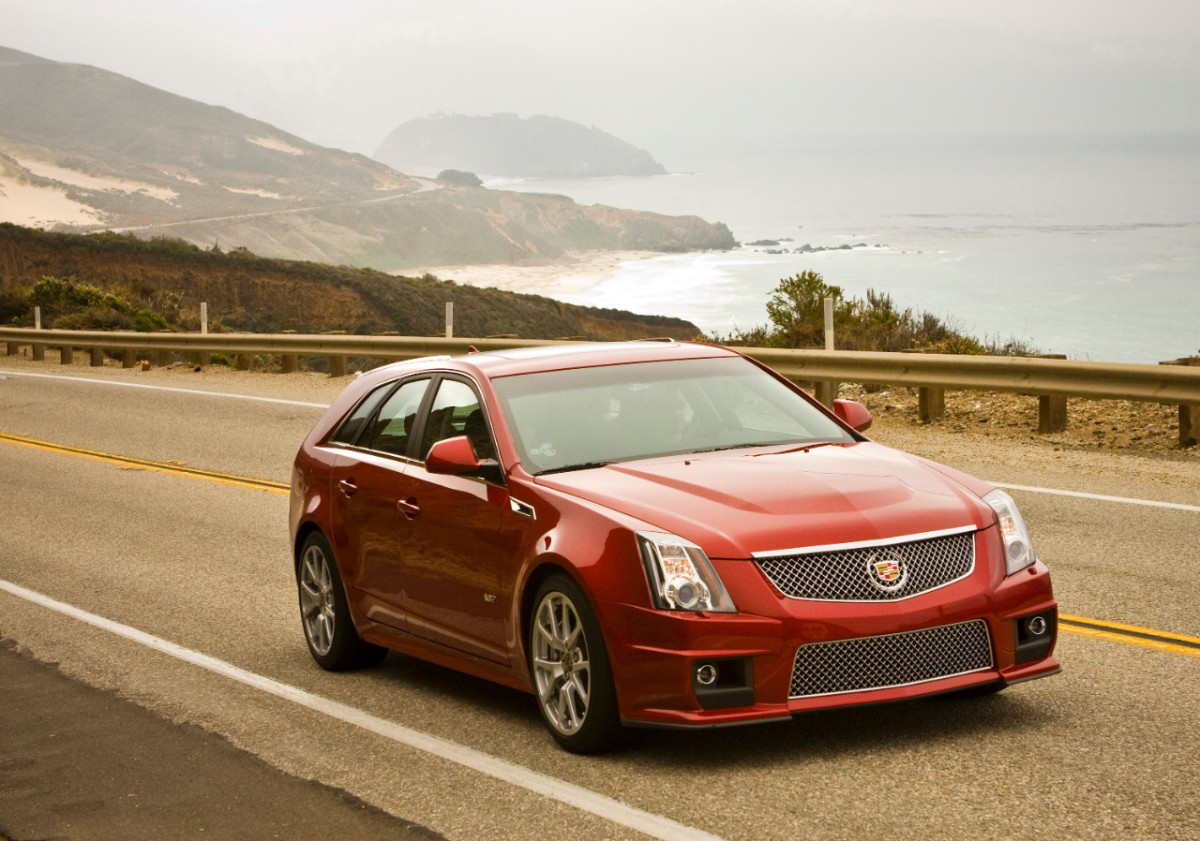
left=322, top=331, right=348, bottom=377
left=236, top=353, right=251, bottom=371
left=1160, top=356, right=1200, bottom=447
left=90, top=347, right=104, bottom=367
left=813, top=380, right=838, bottom=408
left=281, top=354, right=299, bottom=374
left=1037, top=355, right=1068, bottom=433
left=59, top=345, right=73, bottom=365
left=901, top=350, right=945, bottom=422
left=919, top=387, right=946, bottom=423
left=5, top=342, right=17, bottom=356
left=122, top=349, right=137, bottom=369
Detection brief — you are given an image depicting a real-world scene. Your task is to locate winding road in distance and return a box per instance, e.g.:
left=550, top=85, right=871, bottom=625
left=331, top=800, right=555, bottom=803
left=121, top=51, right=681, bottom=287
left=1, top=360, right=1197, bottom=841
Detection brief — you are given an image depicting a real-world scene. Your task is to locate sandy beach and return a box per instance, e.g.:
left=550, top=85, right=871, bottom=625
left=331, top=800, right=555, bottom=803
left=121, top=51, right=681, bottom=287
left=416, top=250, right=661, bottom=299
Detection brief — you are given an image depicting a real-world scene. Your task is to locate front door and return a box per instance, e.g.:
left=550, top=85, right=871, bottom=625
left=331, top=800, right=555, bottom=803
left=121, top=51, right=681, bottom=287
left=398, top=377, right=512, bottom=664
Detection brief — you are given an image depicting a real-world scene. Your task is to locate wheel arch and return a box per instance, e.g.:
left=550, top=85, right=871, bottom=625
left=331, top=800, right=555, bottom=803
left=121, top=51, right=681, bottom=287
left=518, top=559, right=583, bottom=662
left=293, top=520, right=327, bottom=575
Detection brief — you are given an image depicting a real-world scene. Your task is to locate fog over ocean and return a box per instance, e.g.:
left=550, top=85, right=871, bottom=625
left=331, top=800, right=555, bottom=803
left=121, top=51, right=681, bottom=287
left=489, top=135, right=1200, bottom=364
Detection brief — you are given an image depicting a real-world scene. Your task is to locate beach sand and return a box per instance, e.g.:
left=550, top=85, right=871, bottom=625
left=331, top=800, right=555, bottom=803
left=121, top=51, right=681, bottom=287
left=0, top=174, right=105, bottom=227
left=415, top=250, right=660, bottom=298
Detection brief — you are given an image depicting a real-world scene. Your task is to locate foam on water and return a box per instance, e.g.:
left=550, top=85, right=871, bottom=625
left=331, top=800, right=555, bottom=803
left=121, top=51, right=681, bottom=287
left=493, top=136, right=1200, bottom=363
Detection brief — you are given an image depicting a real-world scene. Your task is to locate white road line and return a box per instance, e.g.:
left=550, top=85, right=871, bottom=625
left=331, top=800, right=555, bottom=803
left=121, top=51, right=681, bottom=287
left=0, top=579, right=724, bottom=841
left=995, top=483, right=1200, bottom=513
left=5, top=369, right=1197, bottom=514
left=0, top=370, right=328, bottom=408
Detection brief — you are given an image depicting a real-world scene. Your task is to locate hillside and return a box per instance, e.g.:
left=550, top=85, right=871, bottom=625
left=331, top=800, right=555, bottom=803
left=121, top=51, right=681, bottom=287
left=0, top=224, right=701, bottom=340
left=374, top=113, right=668, bottom=178
left=0, top=47, right=733, bottom=270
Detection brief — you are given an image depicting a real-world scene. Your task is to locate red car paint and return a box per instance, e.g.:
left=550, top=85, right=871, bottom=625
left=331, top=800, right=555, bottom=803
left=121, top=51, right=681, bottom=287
left=290, top=341, right=1058, bottom=748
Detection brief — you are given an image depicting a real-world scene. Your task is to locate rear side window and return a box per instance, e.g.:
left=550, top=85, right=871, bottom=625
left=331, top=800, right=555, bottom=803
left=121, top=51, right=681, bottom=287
left=329, top=384, right=393, bottom=446
left=365, top=379, right=431, bottom=457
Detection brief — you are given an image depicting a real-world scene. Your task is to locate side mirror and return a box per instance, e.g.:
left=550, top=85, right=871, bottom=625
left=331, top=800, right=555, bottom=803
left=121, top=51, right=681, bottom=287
left=425, top=436, right=505, bottom=484
left=833, top=399, right=873, bottom=433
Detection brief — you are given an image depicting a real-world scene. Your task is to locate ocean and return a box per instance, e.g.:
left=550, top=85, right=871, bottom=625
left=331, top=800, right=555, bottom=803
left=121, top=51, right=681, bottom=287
left=486, top=135, right=1200, bottom=364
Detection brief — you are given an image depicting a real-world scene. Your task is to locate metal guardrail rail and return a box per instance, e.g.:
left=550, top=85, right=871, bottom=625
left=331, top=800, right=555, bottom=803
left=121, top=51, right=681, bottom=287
left=3, top=327, right=1198, bottom=444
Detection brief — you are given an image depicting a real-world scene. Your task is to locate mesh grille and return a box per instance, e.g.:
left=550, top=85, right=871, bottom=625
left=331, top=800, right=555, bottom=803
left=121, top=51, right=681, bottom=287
left=756, top=531, right=975, bottom=601
left=790, top=619, right=993, bottom=698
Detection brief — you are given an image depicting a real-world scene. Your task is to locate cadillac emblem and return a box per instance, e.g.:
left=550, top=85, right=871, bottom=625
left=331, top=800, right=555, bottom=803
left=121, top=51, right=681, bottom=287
left=866, top=549, right=909, bottom=593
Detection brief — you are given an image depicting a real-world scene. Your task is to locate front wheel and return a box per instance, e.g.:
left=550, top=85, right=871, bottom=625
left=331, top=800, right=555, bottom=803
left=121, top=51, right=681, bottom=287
left=529, top=574, right=623, bottom=753
left=297, top=531, right=386, bottom=671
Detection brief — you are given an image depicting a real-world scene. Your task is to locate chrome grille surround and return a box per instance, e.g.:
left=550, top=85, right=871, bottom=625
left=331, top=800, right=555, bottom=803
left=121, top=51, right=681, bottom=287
left=789, top=619, right=994, bottom=699
left=754, top=527, right=976, bottom=602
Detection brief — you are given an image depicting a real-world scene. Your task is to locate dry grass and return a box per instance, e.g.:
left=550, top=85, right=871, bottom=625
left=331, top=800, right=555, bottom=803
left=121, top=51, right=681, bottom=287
left=840, top=383, right=1197, bottom=456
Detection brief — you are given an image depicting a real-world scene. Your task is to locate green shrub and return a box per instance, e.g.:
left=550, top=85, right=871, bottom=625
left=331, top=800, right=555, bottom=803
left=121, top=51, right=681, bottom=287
left=715, top=270, right=1034, bottom=356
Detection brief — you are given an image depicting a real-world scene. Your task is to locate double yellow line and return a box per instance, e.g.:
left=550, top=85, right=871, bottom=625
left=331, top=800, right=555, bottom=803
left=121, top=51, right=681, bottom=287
left=0, top=431, right=289, bottom=494
left=1059, top=614, right=1200, bottom=658
left=3, top=431, right=1198, bottom=658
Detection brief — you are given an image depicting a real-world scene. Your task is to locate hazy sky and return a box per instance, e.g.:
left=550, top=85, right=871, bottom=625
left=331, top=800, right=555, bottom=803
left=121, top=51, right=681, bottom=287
left=6, top=1, right=1199, bottom=166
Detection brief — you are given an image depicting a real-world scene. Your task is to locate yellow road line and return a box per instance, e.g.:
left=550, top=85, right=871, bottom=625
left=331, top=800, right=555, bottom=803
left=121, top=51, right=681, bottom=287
left=1059, top=613, right=1200, bottom=658
left=5, top=431, right=1198, bottom=658
left=0, top=432, right=289, bottom=494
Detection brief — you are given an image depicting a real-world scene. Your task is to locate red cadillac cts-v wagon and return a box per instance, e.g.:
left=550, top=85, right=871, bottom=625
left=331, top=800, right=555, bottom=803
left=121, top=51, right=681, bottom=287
left=289, top=340, right=1059, bottom=752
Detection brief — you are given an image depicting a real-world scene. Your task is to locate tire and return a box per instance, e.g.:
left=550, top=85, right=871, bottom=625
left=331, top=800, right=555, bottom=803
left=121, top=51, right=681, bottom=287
left=528, top=574, right=623, bottom=753
left=297, top=531, right=386, bottom=671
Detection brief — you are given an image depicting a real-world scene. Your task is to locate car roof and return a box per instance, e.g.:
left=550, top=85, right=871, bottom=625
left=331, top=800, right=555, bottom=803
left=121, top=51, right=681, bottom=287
left=452, top=340, right=740, bottom=378
left=364, top=341, right=741, bottom=384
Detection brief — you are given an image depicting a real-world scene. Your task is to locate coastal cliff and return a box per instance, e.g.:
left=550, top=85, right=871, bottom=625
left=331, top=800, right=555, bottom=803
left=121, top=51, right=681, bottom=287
left=375, top=113, right=668, bottom=178
left=0, top=47, right=733, bottom=270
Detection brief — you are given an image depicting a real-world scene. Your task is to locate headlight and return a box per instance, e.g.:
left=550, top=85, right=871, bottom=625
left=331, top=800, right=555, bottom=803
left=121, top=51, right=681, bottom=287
left=984, top=489, right=1036, bottom=576
left=637, top=532, right=736, bottom=613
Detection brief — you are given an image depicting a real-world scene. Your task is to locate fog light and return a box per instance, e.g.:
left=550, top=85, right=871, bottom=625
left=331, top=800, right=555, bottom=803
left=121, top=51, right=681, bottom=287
left=1027, top=616, right=1048, bottom=636
left=696, top=664, right=718, bottom=686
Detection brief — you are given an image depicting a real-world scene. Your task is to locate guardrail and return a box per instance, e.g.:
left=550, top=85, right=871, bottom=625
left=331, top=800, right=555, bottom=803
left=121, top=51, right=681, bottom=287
left=2, top=327, right=1198, bottom=446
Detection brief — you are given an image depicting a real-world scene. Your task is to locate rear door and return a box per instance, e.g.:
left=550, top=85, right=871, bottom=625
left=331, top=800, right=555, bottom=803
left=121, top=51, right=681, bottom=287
left=329, top=377, right=431, bottom=630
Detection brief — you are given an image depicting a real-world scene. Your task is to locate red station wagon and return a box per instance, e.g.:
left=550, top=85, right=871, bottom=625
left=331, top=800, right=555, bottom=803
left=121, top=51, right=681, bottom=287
left=289, top=341, right=1059, bottom=752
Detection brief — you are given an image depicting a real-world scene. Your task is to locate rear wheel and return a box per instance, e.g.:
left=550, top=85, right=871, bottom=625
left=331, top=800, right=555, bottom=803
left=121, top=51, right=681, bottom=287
left=297, top=532, right=386, bottom=671
left=529, top=574, right=623, bottom=753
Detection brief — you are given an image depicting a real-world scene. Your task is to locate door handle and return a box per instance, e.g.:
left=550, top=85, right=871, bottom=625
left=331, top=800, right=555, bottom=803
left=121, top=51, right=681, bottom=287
left=337, top=479, right=358, bottom=497
left=396, top=498, right=420, bottom=519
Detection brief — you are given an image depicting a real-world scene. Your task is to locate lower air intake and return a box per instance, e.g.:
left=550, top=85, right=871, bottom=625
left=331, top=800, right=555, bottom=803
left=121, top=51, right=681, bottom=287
left=790, top=619, right=994, bottom=698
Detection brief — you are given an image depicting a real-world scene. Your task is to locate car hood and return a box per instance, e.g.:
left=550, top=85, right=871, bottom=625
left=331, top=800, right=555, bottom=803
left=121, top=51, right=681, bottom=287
left=535, top=442, right=995, bottom=558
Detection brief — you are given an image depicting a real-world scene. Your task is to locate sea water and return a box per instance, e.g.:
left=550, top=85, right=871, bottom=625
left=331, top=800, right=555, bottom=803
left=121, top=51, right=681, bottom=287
left=487, top=135, right=1200, bottom=364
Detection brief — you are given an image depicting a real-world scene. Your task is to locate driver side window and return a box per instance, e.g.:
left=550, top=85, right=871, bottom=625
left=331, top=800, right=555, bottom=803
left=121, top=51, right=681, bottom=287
left=421, top=379, right=497, bottom=461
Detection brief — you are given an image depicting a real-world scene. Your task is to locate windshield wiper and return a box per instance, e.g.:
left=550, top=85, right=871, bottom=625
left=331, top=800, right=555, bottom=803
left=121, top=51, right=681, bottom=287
left=686, top=443, right=754, bottom=454
left=535, top=461, right=612, bottom=475
left=762, top=441, right=840, bottom=456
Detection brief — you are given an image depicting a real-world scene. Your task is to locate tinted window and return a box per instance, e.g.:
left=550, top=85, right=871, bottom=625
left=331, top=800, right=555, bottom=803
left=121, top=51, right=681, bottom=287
left=329, top=383, right=393, bottom=446
left=420, top=379, right=496, bottom=461
left=363, top=379, right=431, bottom=457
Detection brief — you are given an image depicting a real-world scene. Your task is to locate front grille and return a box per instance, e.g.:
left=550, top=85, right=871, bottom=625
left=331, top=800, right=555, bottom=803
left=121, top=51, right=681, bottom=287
left=789, top=619, right=993, bottom=698
left=756, top=529, right=975, bottom=601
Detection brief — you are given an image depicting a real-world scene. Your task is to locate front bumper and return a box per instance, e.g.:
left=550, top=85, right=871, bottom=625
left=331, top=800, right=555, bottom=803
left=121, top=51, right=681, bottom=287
left=600, top=560, right=1059, bottom=728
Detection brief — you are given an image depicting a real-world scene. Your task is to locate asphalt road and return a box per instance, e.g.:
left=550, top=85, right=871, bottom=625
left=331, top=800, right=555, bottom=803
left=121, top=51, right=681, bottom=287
left=1, top=361, right=1197, bottom=841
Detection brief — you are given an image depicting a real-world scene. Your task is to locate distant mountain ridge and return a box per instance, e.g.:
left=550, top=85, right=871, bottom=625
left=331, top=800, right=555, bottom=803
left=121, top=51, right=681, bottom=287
left=0, top=47, right=733, bottom=270
left=374, top=113, right=668, bottom=178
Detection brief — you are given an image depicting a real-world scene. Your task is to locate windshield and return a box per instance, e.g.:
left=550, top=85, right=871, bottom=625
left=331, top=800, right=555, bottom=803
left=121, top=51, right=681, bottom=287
left=492, top=356, right=856, bottom=474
